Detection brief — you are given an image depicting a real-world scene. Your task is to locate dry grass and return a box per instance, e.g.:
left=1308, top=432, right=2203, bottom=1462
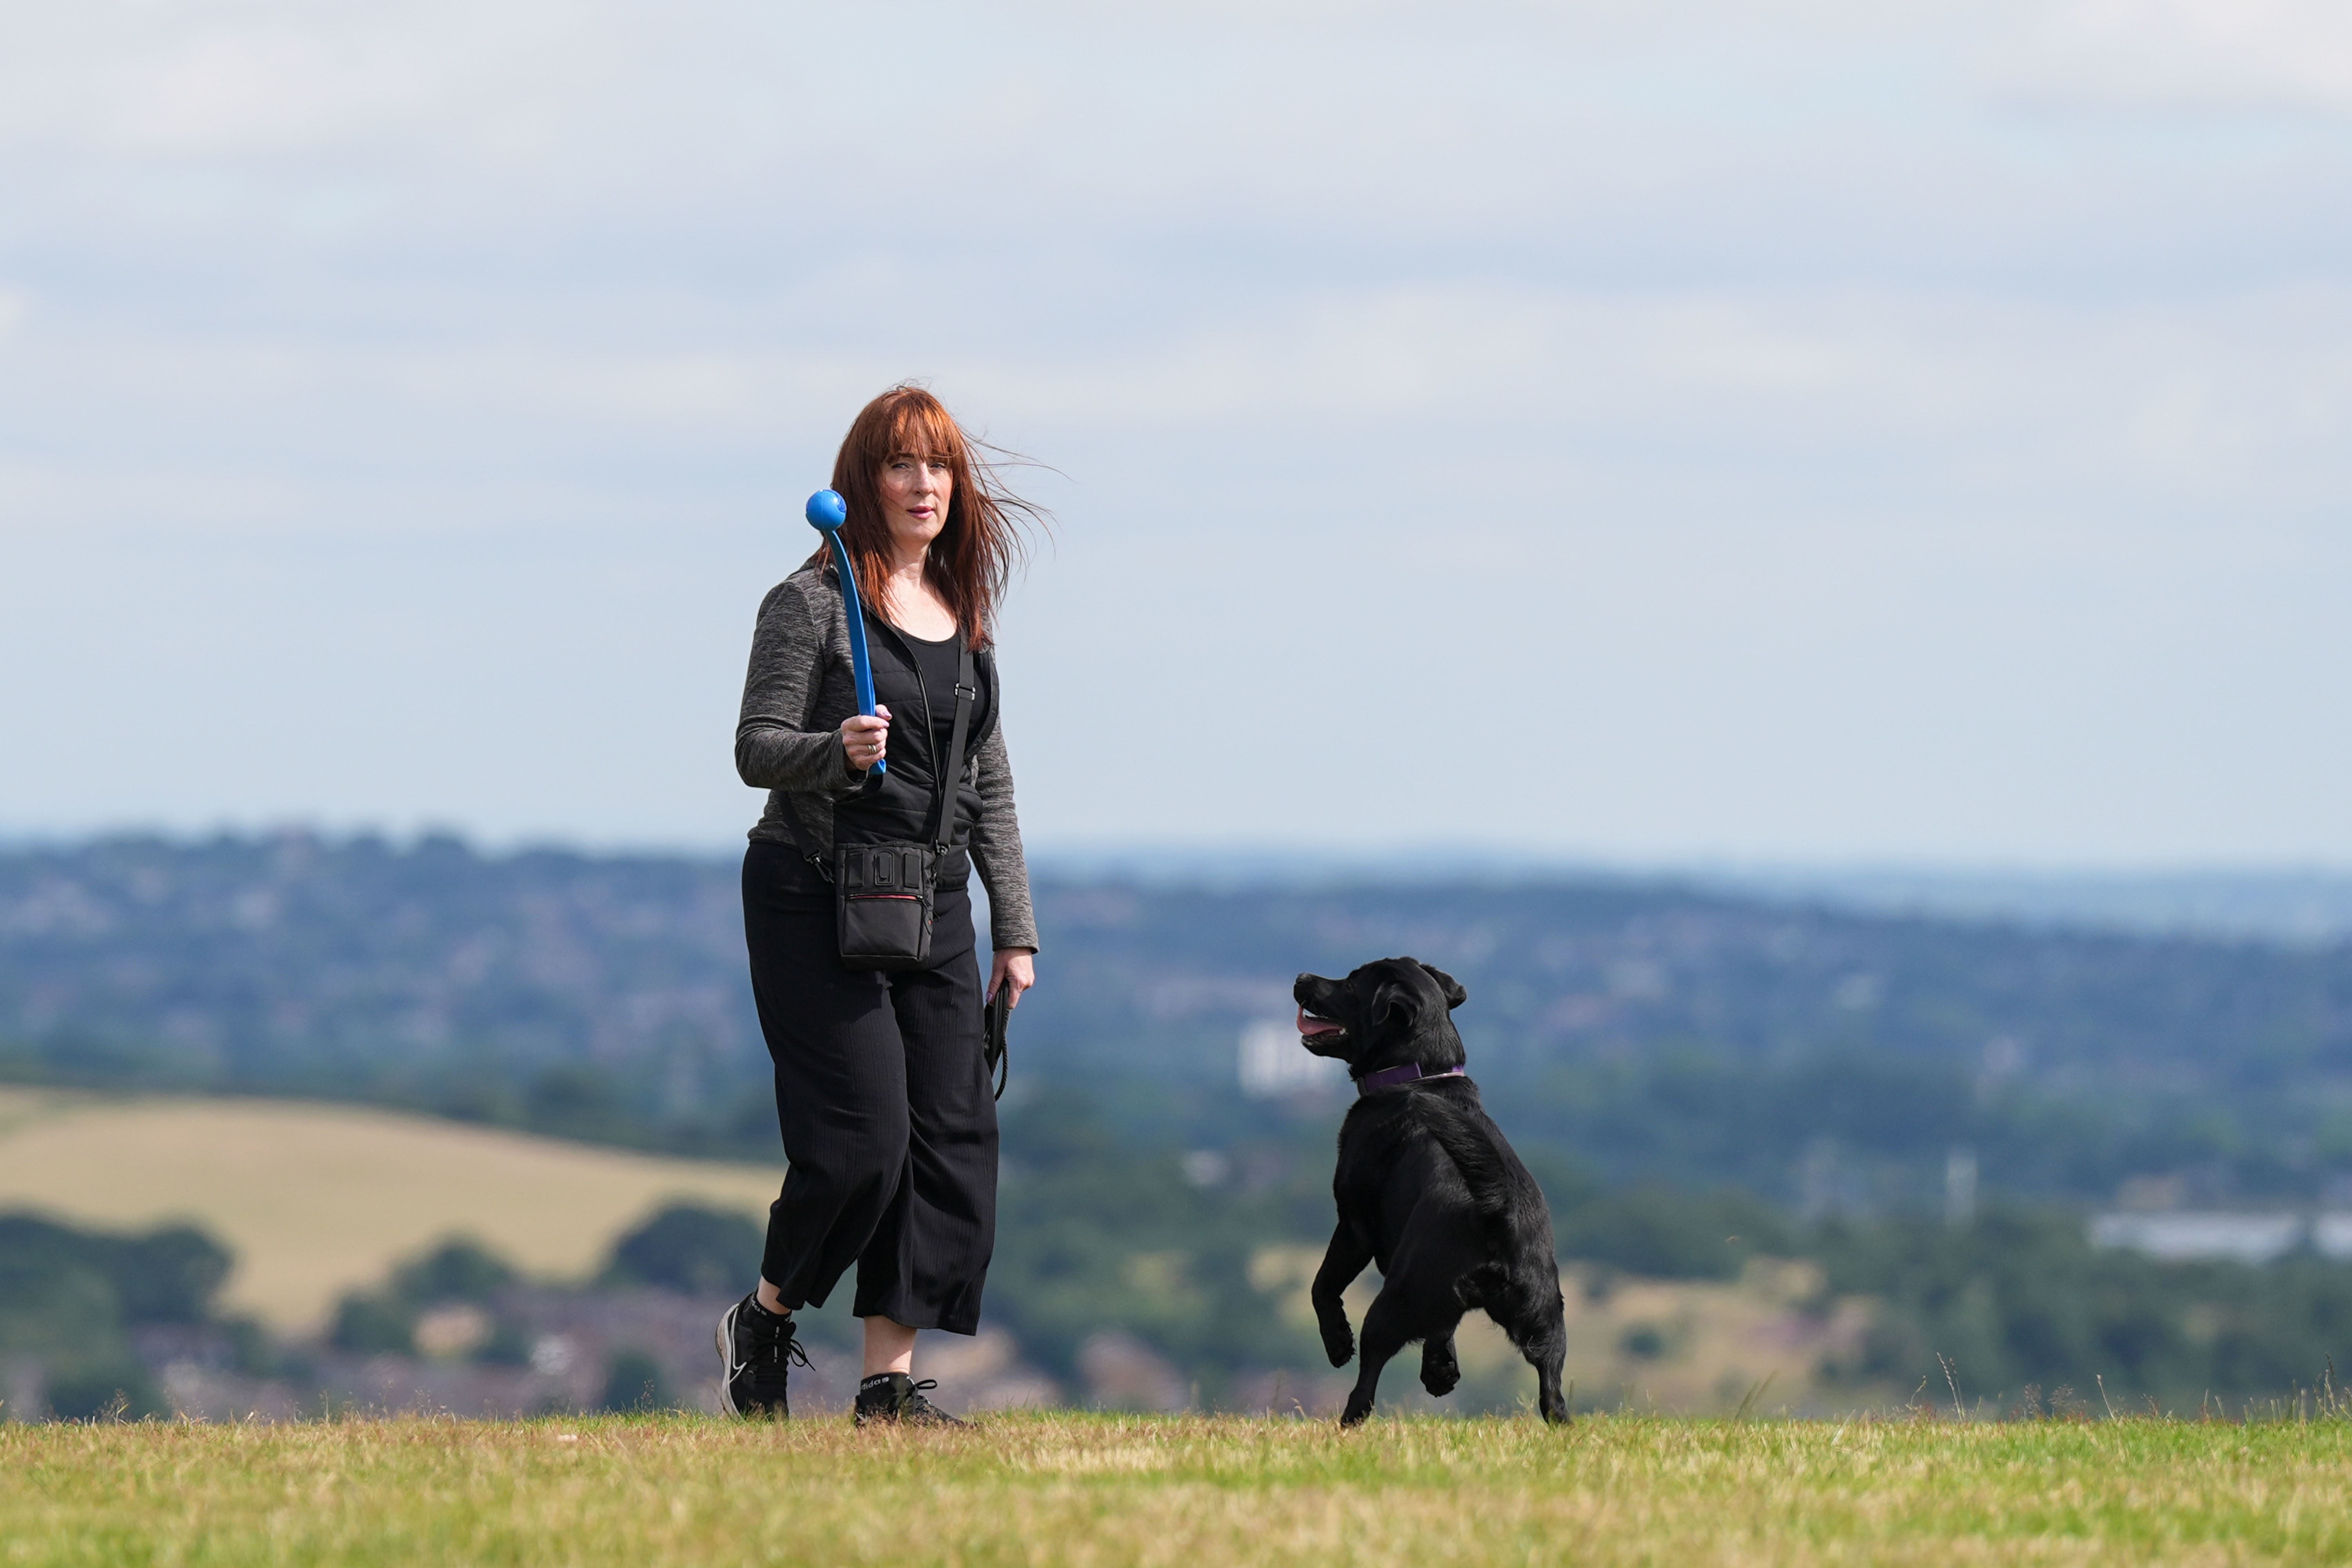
left=0, top=1088, right=779, bottom=1330
left=5, top=1412, right=2350, bottom=1566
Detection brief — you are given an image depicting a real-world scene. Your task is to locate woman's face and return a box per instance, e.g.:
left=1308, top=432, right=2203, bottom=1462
left=877, top=451, right=954, bottom=555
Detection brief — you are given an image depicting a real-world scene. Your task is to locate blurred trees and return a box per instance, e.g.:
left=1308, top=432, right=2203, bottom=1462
left=14, top=1166, right=2352, bottom=1417
left=1813, top=1207, right=2352, bottom=1408
left=328, top=1236, right=517, bottom=1357
left=0, top=1214, right=232, bottom=1417
left=601, top=1204, right=763, bottom=1297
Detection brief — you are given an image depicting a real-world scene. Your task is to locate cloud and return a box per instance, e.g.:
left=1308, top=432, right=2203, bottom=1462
left=1, top=1, right=2349, bottom=857
left=2004, top=0, right=2352, bottom=114
left=109, top=30, right=435, bottom=153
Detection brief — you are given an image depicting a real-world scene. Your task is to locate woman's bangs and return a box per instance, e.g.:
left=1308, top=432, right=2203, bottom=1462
left=879, top=401, right=964, bottom=467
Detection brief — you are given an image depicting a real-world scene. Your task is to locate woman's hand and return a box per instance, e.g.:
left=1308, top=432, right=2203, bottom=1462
left=840, top=705, right=890, bottom=772
left=989, top=949, right=1035, bottom=1008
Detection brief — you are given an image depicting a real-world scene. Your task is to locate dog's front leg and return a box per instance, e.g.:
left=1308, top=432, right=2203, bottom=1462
left=1419, top=1327, right=1461, bottom=1397
left=1311, top=1221, right=1372, bottom=1368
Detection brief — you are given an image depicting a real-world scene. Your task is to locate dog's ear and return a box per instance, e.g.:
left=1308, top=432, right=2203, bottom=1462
left=1370, top=978, right=1419, bottom=1034
left=1419, top=962, right=1467, bottom=1010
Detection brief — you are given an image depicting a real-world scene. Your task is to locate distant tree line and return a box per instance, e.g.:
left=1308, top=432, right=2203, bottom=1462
left=6, top=833, right=2352, bottom=1210
left=14, top=1133, right=2352, bottom=1419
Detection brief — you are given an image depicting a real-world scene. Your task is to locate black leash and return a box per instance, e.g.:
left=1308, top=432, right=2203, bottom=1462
left=983, top=983, right=1011, bottom=1102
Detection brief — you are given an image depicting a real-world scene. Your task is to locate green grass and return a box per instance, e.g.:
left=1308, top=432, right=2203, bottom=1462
left=5, top=1412, right=2351, bottom=1566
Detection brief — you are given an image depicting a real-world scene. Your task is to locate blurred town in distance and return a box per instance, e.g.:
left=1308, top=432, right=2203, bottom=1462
left=6, top=830, right=2352, bottom=1421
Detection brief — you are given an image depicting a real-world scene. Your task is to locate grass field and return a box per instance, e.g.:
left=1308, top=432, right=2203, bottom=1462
left=0, top=1088, right=779, bottom=1329
left=5, top=1412, right=2349, bottom=1566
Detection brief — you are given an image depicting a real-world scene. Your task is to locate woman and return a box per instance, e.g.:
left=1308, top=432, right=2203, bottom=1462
left=719, top=385, right=1039, bottom=1425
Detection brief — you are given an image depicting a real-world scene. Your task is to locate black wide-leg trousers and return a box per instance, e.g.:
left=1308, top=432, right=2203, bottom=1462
left=741, top=840, right=998, bottom=1335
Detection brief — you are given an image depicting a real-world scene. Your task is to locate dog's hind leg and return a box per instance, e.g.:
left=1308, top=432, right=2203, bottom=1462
left=1532, top=1338, right=1568, bottom=1424
left=1523, top=1298, right=1571, bottom=1425
left=1341, top=1291, right=1415, bottom=1427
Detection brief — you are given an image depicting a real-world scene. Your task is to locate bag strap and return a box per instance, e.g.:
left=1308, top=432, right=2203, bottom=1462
left=927, top=641, right=978, bottom=854
left=781, top=634, right=973, bottom=869
left=777, top=799, right=833, bottom=884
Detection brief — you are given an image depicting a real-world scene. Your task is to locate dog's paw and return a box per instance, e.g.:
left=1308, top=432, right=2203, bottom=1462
left=1322, top=1328, right=1354, bottom=1368
left=1420, top=1357, right=1460, bottom=1397
left=1339, top=1396, right=1373, bottom=1428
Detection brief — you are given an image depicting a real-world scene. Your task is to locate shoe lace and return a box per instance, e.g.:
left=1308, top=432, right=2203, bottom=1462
left=899, top=1378, right=945, bottom=1414
left=764, top=1333, right=811, bottom=1372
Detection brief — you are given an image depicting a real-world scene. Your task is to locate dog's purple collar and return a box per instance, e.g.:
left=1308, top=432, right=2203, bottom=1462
left=1356, top=1062, right=1465, bottom=1095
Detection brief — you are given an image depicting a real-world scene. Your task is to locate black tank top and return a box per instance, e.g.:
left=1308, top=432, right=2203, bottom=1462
left=900, top=626, right=964, bottom=772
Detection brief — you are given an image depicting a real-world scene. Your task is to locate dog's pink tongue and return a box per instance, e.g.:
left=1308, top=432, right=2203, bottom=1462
left=1297, top=1007, right=1344, bottom=1038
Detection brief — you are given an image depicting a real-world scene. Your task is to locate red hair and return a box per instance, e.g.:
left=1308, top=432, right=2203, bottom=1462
left=813, top=385, right=1040, bottom=649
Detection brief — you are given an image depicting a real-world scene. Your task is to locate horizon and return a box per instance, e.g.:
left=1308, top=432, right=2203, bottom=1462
left=13, top=824, right=2352, bottom=943
left=14, top=818, right=2352, bottom=877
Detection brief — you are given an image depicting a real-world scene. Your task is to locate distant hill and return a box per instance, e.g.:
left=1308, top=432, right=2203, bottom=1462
left=0, top=832, right=759, bottom=1138
left=1695, top=866, right=2352, bottom=945
left=1036, top=849, right=2352, bottom=943
left=5, top=833, right=2351, bottom=1209
left=0, top=1085, right=777, bottom=1329
left=1031, top=876, right=2352, bottom=1207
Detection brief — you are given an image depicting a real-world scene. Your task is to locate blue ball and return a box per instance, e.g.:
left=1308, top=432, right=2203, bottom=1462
left=804, top=489, right=848, bottom=531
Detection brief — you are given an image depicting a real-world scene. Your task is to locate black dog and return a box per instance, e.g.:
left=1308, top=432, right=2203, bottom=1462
left=1295, top=957, right=1568, bottom=1425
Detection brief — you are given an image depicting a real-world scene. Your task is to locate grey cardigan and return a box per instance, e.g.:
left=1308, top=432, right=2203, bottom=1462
left=735, top=563, right=1038, bottom=953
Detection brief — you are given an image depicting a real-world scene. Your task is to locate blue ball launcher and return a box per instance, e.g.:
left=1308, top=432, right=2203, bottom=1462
left=805, top=488, right=883, bottom=774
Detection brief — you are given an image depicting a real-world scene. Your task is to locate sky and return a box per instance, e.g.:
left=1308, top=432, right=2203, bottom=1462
left=2, top=0, right=2348, bottom=864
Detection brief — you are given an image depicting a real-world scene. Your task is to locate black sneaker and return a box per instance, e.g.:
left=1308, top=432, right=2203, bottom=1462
left=717, top=1293, right=808, bottom=1418
left=853, top=1373, right=968, bottom=1427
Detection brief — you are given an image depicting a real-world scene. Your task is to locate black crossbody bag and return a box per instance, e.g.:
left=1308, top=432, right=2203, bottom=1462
left=788, top=642, right=978, bottom=972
